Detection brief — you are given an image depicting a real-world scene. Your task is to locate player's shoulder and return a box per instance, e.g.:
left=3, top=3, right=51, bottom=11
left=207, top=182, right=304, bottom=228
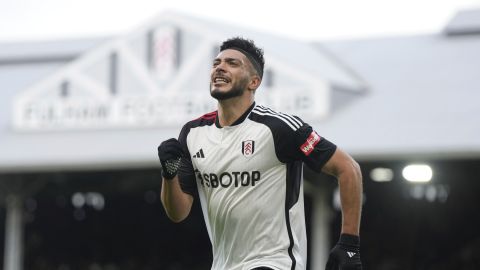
left=249, top=104, right=305, bottom=132
left=178, top=111, right=217, bottom=144
left=182, top=110, right=217, bottom=130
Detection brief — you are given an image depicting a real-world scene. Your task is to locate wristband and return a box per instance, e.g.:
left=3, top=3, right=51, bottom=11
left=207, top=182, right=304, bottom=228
left=339, top=234, right=360, bottom=246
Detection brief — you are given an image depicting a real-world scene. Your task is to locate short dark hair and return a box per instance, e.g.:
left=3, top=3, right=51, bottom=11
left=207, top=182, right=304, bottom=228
left=220, top=37, right=264, bottom=78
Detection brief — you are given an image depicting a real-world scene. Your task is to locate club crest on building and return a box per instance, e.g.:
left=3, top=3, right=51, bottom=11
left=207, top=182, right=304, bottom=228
left=242, top=140, right=255, bottom=157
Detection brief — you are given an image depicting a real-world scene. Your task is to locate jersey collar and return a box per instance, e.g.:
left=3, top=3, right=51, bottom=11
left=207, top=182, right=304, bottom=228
left=215, top=102, right=256, bottom=128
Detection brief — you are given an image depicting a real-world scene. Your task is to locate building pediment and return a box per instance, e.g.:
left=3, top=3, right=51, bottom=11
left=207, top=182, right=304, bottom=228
left=12, top=12, right=365, bottom=131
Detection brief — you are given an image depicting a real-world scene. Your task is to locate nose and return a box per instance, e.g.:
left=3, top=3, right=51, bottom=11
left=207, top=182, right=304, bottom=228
left=212, top=66, right=226, bottom=79
left=214, top=60, right=227, bottom=72
left=214, top=59, right=227, bottom=70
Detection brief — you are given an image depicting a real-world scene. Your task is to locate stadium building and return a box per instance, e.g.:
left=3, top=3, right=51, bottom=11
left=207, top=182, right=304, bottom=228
left=1, top=9, right=480, bottom=270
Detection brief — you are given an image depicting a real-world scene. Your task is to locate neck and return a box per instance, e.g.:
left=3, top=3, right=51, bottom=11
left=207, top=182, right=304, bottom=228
left=217, top=95, right=254, bottom=127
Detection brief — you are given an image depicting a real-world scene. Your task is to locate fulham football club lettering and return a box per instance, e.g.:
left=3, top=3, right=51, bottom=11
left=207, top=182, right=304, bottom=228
left=242, top=140, right=255, bottom=157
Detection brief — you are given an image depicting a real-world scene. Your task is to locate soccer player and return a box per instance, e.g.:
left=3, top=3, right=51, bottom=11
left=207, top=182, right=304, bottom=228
left=158, top=37, right=363, bottom=270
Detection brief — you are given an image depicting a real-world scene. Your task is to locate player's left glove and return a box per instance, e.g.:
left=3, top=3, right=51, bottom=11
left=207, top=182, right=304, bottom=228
left=325, top=234, right=362, bottom=270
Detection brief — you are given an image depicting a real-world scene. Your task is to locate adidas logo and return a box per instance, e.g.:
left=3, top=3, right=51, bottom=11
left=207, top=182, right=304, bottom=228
left=193, top=149, right=205, bottom=158
left=347, top=252, right=356, bottom=258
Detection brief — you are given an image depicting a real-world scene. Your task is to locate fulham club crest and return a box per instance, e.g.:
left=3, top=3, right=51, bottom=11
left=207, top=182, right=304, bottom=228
left=242, top=140, right=255, bottom=157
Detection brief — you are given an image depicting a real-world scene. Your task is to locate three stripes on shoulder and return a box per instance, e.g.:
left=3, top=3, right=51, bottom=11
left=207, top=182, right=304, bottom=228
left=252, top=105, right=302, bottom=131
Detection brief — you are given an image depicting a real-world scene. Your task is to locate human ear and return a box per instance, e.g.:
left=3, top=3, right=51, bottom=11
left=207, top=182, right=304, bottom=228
left=248, top=76, right=261, bottom=91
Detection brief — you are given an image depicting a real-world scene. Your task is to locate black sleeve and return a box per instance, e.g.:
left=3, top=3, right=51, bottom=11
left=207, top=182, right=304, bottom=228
left=177, top=124, right=197, bottom=196
left=293, top=123, right=337, bottom=172
left=275, top=117, right=337, bottom=173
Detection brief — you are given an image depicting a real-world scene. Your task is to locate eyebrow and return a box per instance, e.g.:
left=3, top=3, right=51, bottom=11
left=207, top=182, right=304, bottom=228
left=213, top=57, right=243, bottom=64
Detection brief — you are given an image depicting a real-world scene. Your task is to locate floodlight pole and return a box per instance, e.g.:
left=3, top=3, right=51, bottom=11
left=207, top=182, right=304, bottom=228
left=304, top=180, right=332, bottom=270
left=311, top=187, right=331, bottom=270
left=3, top=194, right=24, bottom=270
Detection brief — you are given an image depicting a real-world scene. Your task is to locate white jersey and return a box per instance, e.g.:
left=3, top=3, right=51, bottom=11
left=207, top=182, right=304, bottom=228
left=177, top=103, right=336, bottom=270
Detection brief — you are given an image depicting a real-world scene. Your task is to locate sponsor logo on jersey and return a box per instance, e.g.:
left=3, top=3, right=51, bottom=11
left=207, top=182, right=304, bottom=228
left=300, top=131, right=321, bottom=156
left=195, top=169, right=261, bottom=188
left=242, top=140, right=255, bottom=157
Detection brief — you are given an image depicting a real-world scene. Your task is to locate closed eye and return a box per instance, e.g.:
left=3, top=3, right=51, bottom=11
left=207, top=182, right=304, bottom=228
left=212, top=58, right=242, bottom=68
left=225, top=58, right=241, bottom=66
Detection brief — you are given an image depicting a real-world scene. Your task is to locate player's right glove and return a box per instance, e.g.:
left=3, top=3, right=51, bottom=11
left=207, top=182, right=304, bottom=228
left=157, top=138, right=184, bottom=180
left=325, top=234, right=362, bottom=270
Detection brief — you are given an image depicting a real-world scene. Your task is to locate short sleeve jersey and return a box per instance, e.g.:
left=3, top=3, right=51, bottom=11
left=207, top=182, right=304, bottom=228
left=176, top=103, right=337, bottom=270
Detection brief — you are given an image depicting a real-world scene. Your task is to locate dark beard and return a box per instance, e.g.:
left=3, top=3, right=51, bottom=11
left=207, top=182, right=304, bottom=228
left=210, top=78, right=248, bottom=101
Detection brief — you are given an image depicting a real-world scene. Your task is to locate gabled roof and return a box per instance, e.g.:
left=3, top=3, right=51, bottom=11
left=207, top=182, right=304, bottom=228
left=1, top=9, right=479, bottom=172
left=0, top=11, right=366, bottom=172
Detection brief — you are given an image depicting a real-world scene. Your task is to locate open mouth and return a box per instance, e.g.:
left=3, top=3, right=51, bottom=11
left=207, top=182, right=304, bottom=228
left=212, top=75, right=230, bottom=84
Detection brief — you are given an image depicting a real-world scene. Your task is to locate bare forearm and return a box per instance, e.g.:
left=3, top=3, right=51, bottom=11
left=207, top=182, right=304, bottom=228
left=160, top=176, right=193, bottom=223
left=338, top=161, right=363, bottom=235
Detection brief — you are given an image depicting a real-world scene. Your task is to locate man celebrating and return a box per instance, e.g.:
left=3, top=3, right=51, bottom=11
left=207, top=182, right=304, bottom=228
left=158, top=37, right=363, bottom=270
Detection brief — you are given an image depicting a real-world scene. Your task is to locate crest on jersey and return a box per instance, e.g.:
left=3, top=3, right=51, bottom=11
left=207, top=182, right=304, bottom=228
left=242, top=140, right=255, bottom=157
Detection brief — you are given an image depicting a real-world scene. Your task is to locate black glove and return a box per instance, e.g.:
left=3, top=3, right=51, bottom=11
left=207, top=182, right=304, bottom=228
left=157, top=138, right=184, bottom=179
left=326, top=234, right=362, bottom=270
